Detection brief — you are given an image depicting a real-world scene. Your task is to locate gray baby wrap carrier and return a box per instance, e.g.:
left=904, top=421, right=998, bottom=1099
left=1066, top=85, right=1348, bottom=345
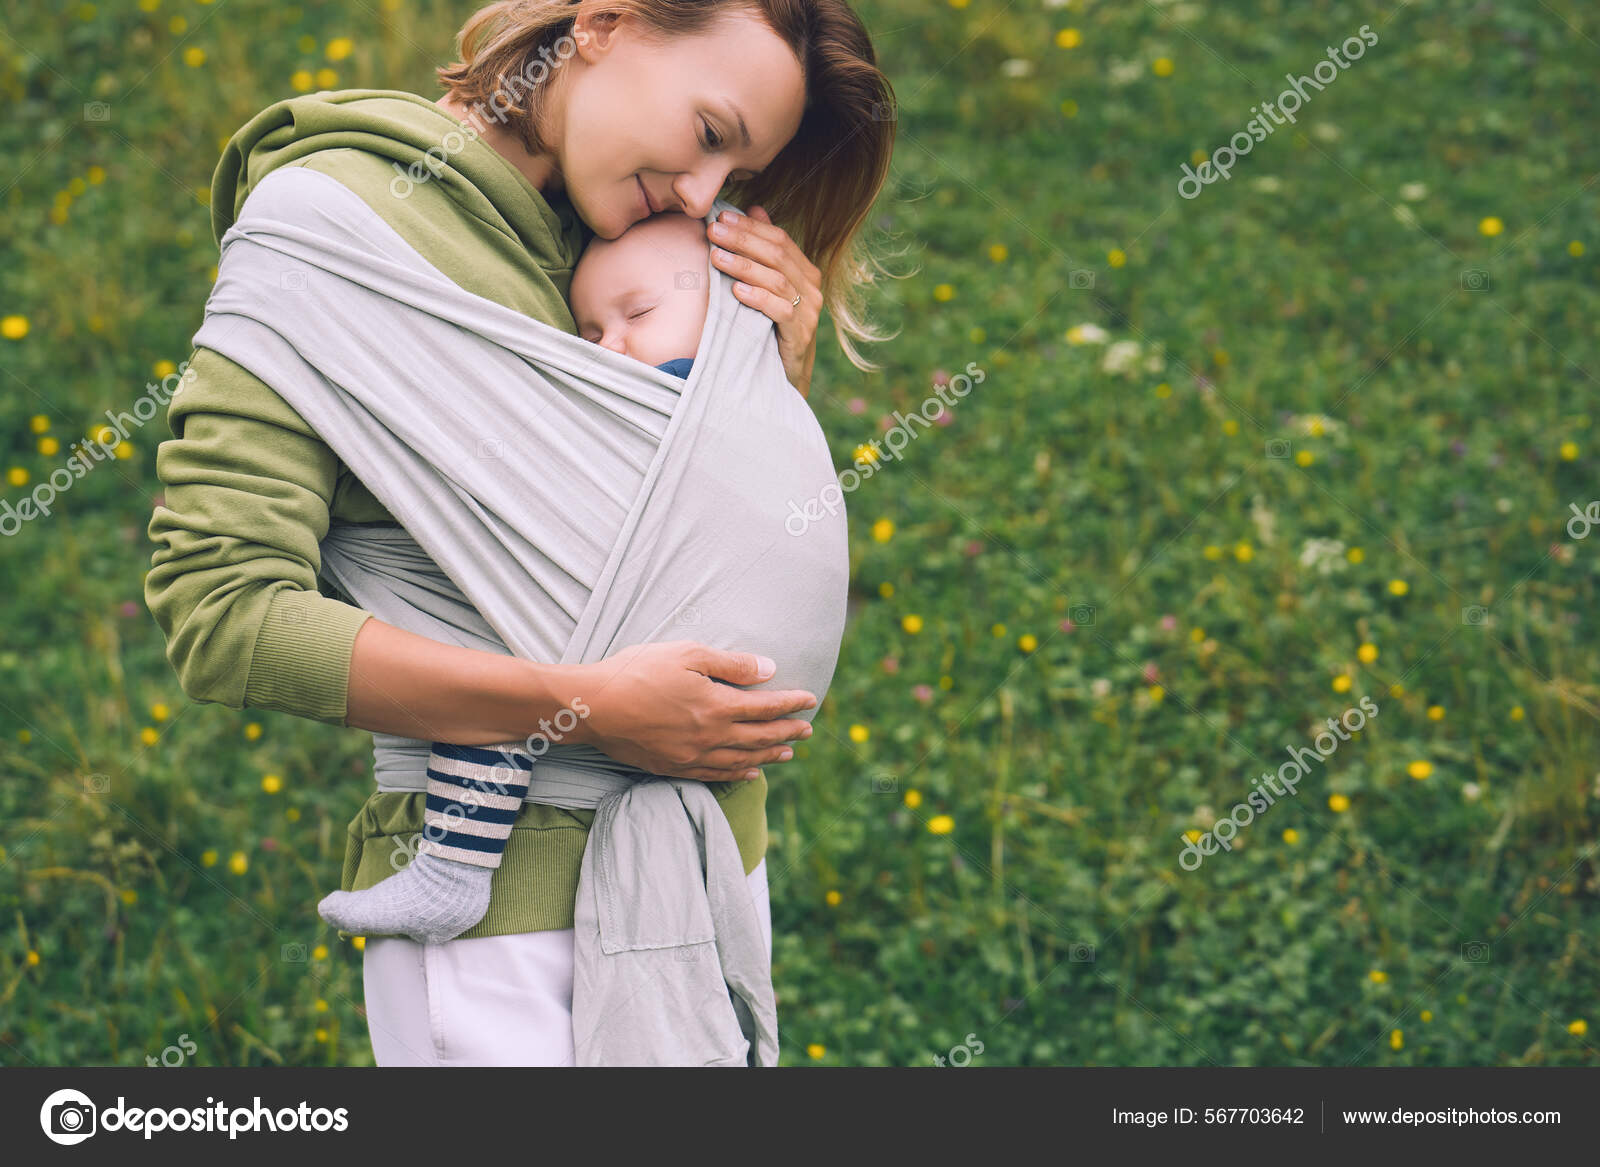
left=193, top=166, right=850, bottom=1066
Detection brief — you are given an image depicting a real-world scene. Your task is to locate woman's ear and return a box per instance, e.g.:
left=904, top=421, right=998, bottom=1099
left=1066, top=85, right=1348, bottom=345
left=572, top=9, right=624, bottom=63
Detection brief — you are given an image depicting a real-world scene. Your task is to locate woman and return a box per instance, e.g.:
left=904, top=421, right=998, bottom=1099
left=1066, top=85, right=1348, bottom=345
left=145, top=0, right=896, bottom=1064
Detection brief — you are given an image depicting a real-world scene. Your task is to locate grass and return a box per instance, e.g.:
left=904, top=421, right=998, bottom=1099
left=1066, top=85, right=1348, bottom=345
left=1, top=0, right=1597, bottom=1066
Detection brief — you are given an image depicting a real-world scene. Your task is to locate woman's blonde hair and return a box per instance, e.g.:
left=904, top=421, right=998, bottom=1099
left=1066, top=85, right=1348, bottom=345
left=438, top=0, right=902, bottom=371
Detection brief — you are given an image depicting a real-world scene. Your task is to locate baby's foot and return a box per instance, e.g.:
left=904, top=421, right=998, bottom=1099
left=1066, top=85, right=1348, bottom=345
left=317, top=850, right=494, bottom=944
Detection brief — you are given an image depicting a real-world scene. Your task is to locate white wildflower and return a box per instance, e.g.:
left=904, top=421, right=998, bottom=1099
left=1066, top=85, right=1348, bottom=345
left=1101, top=339, right=1143, bottom=375
left=1066, top=322, right=1110, bottom=345
left=1400, top=182, right=1428, bottom=202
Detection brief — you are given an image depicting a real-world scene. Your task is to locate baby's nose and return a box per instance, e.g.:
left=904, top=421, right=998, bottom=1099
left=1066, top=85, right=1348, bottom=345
left=598, top=329, right=627, bottom=356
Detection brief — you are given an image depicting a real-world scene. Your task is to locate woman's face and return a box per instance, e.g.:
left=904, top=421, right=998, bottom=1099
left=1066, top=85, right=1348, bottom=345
left=554, top=8, right=807, bottom=240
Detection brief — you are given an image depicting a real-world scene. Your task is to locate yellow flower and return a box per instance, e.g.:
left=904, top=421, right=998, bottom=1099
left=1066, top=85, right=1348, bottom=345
left=903, top=788, right=922, bottom=809
left=314, top=1028, right=329, bottom=1043
left=969, top=326, right=986, bottom=344
left=312, top=944, right=329, bottom=961
left=878, top=581, right=894, bottom=598
left=1155, top=382, right=1172, bottom=398
left=290, top=69, right=314, bottom=92
left=1368, top=969, right=1388, bottom=984
left=1478, top=216, right=1503, bottom=237
left=1559, top=441, right=1579, bottom=461
left=1389, top=1028, right=1403, bottom=1050
left=1568, top=240, right=1585, bottom=257
left=1426, top=705, right=1444, bottom=721
left=315, top=998, right=329, bottom=1012
left=201, top=849, right=218, bottom=867
left=848, top=724, right=869, bottom=743
left=938, top=674, right=953, bottom=690
left=38, top=437, right=59, bottom=456
left=169, top=14, right=186, bottom=32
left=1222, top=419, right=1239, bottom=436
left=152, top=359, right=177, bottom=378
left=351, top=936, right=366, bottom=951
left=1282, top=828, right=1299, bottom=845
left=325, top=36, right=354, bottom=61
left=29, top=414, right=50, bottom=433
left=1295, top=449, right=1314, bottom=467
left=1108, top=248, right=1127, bottom=268
left=1346, top=547, right=1365, bottom=564
left=1357, top=643, right=1378, bottom=664
left=1569, top=1019, right=1589, bottom=1036
left=854, top=442, right=880, bottom=465
left=1420, top=1010, right=1433, bottom=1023
left=228, top=851, right=248, bottom=875
left=871, top=518, right=894, bottom=543
left=1202, top=544, right=1223, bottom=561
left=1407, top=760, right=1433, bottom=780
left=1387, top=578, right=1409, bottom=596
left=1152, top=57, right=1175, bottom=77
left=933, top=283, right=955, bottom=302
left=1, top=315, right=28, bottom=340
left=988, top=243, right=1008, bottom=263
left=261, top=773, right=283, bottom=794
left=1233, top=541, right=1254, bottom=562
left=17, top=729, right=30, bottom=743
left=151, top=702, right=170, bottom=721
left=1147, top=684, right=1165, bottom=703
left=1328, top=793, right=1350, bottom=813
left=182, top=46, right=205, bottom=67
left=1055, top=28, right=1081, bottom=49
left=927, top=814, right=955, bottom=835
left=26, top=949, right=41, bottom=966
left=991, top=622, right=1007, bottom=638
left=244, top=722, right=263, bottom=741
left=806, top=1043, right=826, bottom=1059
left=1060, top=98, right=1079, bottom=118
left=1189, top=627, right=1205, bottom=643
left=1389, top=683, right=1405, bottom=698
left=7, top=467, right=29, bottom=487
left=902, top=614, right=923, bottom=634
left=87, top=165, right=106, bottom=185
left=1307, top=416, right=1327, bottom=438
left=114, top=441, right=133, bottom=460
left=825, top=889, right=841, bottom=906
left=1509, top=706, right=1524, bottom=721
left=140, top=726, right=160, bottom=746
left=1018, top=633, right=1038, bottom=653
left=1332, top=675, right=1352, bottom=693
left=315, top=68, right=339, bottom=89
left=120, top=888, right=138, bottom=905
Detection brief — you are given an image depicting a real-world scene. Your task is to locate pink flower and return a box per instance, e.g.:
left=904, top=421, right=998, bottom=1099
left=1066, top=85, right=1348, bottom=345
left=1142, top=662, right=1160, bottom=684
left=260, top=837, right=279, bottom=852
left=1159, top=614, right=1178, bottom=632
left=847, top=396, right=867, bottom=415
left=120, top=601, right=140, bottom=618
left=934, top=405, right=954, bottom=427
left=881, top=655, right=900, bottom=674
left=1059, top=618, right=1075, bottom=633
left=912, top=684, right=934, bottom=703
left=880, top=415, right=896, bottom=432
left=932, top=368, right=950, bottom=388
left=965, top=540, right=983, bottom=557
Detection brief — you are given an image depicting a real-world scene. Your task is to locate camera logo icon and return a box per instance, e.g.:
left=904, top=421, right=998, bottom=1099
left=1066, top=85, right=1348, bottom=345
left=1460, top=269, right=1490, bottom=291
left=280, top=270, right=308, bottom=292
left=1266, top=438, right=1292, bottom=459
left=40, top=1088, right=97, bottom=1145
left=674, top=270, right=700, bottom=290
left=1068, top=269, right=1096, bottom=290
left=83, top=102, right=111, bottom=122
left=1069, top=603, right=1096, bottom=627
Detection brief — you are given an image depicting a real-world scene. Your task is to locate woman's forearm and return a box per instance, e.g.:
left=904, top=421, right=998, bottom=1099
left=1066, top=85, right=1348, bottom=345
left=344, top=616, right=575, bottom=746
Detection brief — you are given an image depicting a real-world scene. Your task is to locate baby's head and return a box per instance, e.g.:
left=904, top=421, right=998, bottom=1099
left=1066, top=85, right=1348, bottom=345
left=570, top=212, right=710, bottom=369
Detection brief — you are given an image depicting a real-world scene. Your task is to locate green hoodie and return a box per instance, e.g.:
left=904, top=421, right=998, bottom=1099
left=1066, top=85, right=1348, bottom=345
left=145, top=90, right=769, bottom=938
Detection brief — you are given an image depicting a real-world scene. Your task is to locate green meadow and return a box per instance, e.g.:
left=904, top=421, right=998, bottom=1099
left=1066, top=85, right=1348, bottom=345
left=1, top=0, right=1596, bottom=1065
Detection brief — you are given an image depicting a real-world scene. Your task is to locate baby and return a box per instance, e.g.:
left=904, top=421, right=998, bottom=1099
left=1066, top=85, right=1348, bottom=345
left=317, top=211, right=715, bottom=944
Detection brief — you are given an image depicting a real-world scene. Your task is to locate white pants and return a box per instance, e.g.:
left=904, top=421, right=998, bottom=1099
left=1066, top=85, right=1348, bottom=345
left=360, top=857, right=773, bottom=1066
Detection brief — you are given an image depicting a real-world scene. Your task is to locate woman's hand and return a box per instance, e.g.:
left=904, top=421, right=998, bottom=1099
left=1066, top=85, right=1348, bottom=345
left=708, top=205, right=820, bottom=398
left=568, top=641, right=818, bottom=782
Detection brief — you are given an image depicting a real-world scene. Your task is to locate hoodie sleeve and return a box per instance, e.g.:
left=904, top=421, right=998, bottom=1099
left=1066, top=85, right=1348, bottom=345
left=145, top=345, right=374, bottom=726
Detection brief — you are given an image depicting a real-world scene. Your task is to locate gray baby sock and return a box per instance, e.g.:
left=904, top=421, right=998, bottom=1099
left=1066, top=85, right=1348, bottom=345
left=317, top=850, right=496, bottom=944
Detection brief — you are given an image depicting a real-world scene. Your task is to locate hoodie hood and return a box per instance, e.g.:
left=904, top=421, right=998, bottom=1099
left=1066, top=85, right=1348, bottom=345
left=210, top=88, right=591, bottom=271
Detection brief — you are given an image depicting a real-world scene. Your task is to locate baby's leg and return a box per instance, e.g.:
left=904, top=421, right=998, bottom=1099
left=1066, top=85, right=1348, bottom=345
left=317, top=744, right=531, bottom=944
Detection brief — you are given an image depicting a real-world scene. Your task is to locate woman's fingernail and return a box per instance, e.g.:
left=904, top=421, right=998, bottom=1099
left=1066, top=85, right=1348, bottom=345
left=755, top=655, right=776, bottom=676
left=745, top=769, right=761, bottom=780
left=778, top=748, right=793, bottom=761
left=801, top=724, right=814, bottom=738
left=709, top=222, right=729, bottom=239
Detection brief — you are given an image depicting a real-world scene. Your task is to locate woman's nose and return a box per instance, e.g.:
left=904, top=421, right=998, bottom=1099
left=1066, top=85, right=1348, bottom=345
left=672, top=166, right=730, bottom=220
